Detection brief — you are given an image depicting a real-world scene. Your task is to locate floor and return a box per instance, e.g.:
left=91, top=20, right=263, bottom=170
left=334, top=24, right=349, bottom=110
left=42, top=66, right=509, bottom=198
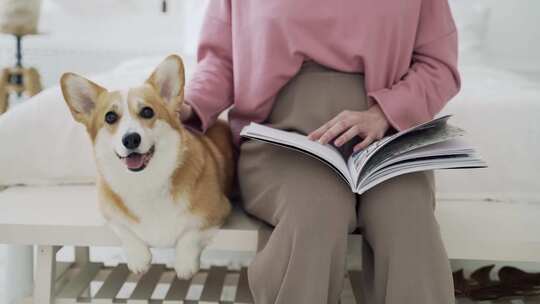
left=31, top=261, right=540, bottom=304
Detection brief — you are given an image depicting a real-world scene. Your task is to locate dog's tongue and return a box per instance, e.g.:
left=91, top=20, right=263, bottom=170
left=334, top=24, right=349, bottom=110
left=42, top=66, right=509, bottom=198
left=125, top=154, right=144, bottom=170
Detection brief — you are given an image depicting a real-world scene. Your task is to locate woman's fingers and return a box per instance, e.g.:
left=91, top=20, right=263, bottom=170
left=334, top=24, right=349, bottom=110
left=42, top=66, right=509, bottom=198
left=308, top=110, right=354, bottom=140
left=353, top=135, right=374, bottom=152
left=309, top=107, right=390, bottom=150
left=308, top=114, right=341, bottom=140
left=308, top=123, right=330, bottom=141
left=318, top=120, right=352, bottom=144
left=334, top=126, right=360, bottom=147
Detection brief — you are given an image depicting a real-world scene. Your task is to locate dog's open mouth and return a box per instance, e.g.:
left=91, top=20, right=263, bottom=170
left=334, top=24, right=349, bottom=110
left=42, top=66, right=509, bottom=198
left=117, top=146, right=155, bottom=172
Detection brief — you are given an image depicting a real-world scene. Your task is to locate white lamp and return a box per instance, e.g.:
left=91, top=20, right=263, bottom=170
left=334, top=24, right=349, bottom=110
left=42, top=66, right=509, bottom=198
left=0, top=0, right=41, bottom=36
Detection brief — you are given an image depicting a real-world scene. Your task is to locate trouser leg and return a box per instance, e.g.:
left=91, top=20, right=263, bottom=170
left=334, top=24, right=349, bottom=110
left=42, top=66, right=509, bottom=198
left=238, top=140, right=357, bottom=304
left=358, top=171, right=455, bottom=304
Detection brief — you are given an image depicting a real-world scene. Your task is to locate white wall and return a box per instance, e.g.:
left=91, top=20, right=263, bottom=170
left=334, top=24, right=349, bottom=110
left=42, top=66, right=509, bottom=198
left=485, top=1, right=540, bottom=71
left=0, top=0, right=209, bottom=89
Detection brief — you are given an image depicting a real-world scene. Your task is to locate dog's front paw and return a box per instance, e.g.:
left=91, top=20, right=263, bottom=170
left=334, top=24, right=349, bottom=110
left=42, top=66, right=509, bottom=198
left=124, top=245, right=152, bottom=274
left=174, top=251, right=200, bottom=279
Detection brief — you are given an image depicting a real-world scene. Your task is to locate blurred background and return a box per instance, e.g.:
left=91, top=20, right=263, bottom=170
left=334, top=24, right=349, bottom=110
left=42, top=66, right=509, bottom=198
left=1, top=0, right=540, bottom=89
left=0, top=0, right=539, bottom=303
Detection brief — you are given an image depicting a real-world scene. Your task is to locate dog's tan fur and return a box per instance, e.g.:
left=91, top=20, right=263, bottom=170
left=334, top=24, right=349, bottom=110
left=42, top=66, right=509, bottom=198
left=99, top=181, right=140, bottom=223
left=169, top=121, right=234, bottom=226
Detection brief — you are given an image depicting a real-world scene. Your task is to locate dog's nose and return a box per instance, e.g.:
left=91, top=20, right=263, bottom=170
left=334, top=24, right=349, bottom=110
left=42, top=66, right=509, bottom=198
left=122, top=133, right=141, bottom=150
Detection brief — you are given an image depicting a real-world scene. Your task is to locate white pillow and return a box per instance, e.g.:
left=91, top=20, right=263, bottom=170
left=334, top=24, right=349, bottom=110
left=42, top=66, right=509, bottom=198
left=0, top=87, right=95, bottom=185
left=0, top=56, right=195, bottom=186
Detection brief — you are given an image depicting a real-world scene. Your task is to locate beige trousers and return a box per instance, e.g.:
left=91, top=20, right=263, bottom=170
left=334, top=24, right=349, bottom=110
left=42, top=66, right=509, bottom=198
left=237, top=62, right=455, bottom=304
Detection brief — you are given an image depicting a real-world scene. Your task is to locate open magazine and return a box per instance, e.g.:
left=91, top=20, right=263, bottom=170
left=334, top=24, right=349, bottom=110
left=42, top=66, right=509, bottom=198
left=240, top=115, right=487, bottom=194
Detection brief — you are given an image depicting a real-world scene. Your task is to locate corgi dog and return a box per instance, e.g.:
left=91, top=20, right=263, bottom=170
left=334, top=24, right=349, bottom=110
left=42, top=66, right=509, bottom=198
left=60, top=55, right=233, bottom=278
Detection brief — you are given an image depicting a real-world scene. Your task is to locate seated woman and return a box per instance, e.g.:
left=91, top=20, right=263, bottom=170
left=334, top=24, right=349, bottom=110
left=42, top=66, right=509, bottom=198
left=180, top=1, right=461, bottom=303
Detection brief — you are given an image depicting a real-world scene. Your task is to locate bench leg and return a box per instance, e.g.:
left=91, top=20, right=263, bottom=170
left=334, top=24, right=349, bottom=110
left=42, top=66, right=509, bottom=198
left=74, top=247, right=89, bottom=266
left=4, top=245, right=33, bottom=304
left=34, top=246, right=60, bottom=304
left=74, top=247, right=90, bottom=298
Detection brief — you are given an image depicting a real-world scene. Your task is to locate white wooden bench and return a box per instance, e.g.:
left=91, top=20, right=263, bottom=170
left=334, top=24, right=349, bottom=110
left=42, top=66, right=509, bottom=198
left=1, top=185, right=539, bottom=304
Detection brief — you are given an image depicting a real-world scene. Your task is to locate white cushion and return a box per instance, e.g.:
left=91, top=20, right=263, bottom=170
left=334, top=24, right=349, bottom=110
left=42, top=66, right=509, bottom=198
left=0, top=87, right=95, bottom=185
left=0, top=185, right=262, bottom=230
left=438, top=64, right=540, bottom=202
left=0, top=56, right=196, bottom=186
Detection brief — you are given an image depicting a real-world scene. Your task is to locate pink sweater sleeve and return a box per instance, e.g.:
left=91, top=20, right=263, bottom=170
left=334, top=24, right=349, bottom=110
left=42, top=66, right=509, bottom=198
left=368, top=0, right=461, bottom=131
left=184, top=0, right=233, bottom=133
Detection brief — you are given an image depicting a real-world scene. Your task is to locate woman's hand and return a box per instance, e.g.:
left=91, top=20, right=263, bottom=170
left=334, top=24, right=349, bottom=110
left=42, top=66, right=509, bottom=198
left=307, top=103, right=391, bottom=152
left=178, top=103, right=194, bottom=122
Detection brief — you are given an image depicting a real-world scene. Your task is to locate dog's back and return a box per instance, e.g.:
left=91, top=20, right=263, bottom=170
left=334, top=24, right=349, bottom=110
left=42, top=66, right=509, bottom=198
left=200, top=120, right=235, bottom=195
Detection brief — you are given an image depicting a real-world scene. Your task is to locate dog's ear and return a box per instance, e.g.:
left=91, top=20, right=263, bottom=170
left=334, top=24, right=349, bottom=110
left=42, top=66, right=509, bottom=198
left=61, top=73, right=105, bottom=124
left=146, top=55, right=185, bottom=110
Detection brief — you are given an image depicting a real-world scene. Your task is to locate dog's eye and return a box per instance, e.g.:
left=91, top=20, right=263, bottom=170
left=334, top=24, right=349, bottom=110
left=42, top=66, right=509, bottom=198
left=140, top=107, right=154, bottom=119
left=105, top=111, right=118, bottom=124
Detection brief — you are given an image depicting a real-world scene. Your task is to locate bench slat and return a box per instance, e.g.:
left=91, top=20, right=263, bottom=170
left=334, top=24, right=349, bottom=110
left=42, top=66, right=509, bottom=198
left=128, top=264, right=165, bottom=303
left=348, top=270, right=365, bottom=304
left=93, top=264, right=130, bottom=303
left=199, top=266, right=227, bottom=302
left=164, top=276, right=192, bottom=302
left=340, top=273, right=357, bottom=304
left=57, top=262, right=102, bottom=299
left=234, top=268, right=253, bottom=303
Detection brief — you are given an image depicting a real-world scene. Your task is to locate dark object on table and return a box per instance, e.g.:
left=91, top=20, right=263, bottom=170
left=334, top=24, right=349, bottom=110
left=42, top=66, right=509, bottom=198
left=162, top=0, right=168, bottom=13
left=453, top=264, right=540, bottom=300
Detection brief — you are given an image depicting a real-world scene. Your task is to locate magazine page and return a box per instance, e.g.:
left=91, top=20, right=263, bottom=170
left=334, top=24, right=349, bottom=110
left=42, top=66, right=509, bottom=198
left=346, top=136, right=393, bottom=181
left=354, top=124, right=465, bottom=187
left=363, top=138, right=476, bottom=176
left=356, top=155, right=487, bottom=194
left=356, top=138, right=476, bottom=187
left=346, top=115, right=453, bottom=184
left=240, top=123, right=354, bottom=187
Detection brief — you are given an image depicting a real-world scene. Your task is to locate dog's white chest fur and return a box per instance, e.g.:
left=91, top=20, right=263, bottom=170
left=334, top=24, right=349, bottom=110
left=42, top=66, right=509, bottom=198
left=120, top=192, right=202, bottom=248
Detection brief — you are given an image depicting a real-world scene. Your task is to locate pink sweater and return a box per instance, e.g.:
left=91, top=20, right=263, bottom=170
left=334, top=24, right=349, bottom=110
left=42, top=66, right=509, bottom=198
left=185, top=0, right=461, bottom=145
